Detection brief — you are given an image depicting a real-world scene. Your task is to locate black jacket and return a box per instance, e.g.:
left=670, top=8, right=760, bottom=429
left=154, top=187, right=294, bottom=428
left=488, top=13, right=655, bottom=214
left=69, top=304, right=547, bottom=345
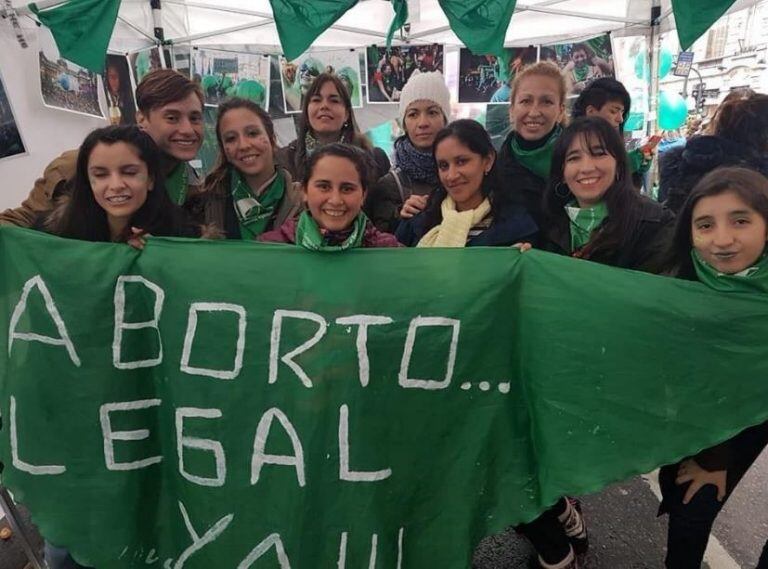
left=275, top=139, right=391, bottom=183
left=364, top=168, right=439, bottom=234
left=659, top=135, right=768, bottom=214
left=542, top=197, right=675, bottom=273
left=497, top=130, right=549, bottom=228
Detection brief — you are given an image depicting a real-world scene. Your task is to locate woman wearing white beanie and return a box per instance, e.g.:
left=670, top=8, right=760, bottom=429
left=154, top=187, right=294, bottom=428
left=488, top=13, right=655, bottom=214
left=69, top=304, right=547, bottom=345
left=364, top=70, right=451, bottom=233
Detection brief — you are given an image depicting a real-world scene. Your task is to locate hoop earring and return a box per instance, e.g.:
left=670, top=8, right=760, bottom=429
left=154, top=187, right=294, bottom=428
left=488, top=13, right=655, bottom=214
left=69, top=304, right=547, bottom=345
left=554, top=181, right=570, bottom=198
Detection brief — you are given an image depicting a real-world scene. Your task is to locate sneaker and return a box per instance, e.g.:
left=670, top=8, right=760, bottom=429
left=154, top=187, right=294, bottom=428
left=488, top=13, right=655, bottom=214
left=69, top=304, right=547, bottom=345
left=558, top=497, right=588, bottom=555
left=538, top=545, right=579, bottom=569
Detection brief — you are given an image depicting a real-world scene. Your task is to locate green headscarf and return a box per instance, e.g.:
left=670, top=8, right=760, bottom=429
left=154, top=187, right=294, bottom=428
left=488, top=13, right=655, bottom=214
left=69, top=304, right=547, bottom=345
left=566, top=201, right=608, bottom=252
left=692, top=249, right=768, bottom=294
left=509, top=125, right=562, bottom=180
left=230, top=168, right=285, bottom=239
left=294, top=210, right=367, bottom=252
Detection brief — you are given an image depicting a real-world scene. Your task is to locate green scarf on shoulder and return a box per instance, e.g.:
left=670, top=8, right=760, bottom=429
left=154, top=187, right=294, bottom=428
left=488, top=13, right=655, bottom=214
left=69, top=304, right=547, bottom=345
left=692, top=249, right=768, bottom=294
left=565, top=201, right=608, bottom=251
left=628, top=148, right=652, bottom=176
left=230, top=168, right=285, bottom=239
left=509, top=125, right=562, bottom=180
left=165, top=162, right=189, bottom=205
left=295, top=210, right=367, bottom=252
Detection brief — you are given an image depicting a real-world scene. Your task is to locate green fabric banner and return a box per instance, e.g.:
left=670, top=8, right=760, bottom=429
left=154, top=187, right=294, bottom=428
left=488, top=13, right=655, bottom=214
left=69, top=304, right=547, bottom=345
left=30, top=0, right=121, bottom=73
left=268, top=0, right=357, bottom=61
left=671, top=0, right=737, bottom=51
left=438, top=0, right=517, bottom=56
left=2, top=227, right=768, bottom=568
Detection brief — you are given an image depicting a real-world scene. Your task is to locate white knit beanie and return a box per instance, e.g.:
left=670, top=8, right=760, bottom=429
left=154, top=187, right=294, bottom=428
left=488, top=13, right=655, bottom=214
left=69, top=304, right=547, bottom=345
left=398, top=70, right=451, bottom=124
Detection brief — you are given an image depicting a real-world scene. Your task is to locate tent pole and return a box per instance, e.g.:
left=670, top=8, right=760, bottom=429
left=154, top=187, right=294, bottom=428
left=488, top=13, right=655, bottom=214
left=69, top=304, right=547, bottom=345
left=151, top=0, right=164, bottom=43
left=648, top=0, right=662, bottom=193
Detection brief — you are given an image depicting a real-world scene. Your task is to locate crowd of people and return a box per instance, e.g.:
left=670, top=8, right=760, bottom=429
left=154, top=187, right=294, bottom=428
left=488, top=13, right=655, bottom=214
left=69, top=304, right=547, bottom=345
left=2, top=63, right=768, bottom=569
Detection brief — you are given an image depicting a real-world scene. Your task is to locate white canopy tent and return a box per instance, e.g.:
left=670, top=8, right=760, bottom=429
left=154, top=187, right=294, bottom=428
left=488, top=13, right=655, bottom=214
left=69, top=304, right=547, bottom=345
left=0, top=0, right=760, bottom=210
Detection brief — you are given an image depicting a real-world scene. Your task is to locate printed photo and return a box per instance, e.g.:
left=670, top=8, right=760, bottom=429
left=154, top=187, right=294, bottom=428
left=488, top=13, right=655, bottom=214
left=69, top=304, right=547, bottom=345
left=458, top=47, right=537, bottom=104
left=280, top=49, right=363, bottom=113
left=0, top=69, right=25, bottom=160
left=193, top=48, right=271, bottom=108
left=130, top=46, right=164, bottom=85
left=366, top=44, right=444, bottom=103
left=172, top=45, right=192, bottom=79
left=103, top=54, right=136, bottom=125
left=38, top=32, right=103, bottom=118
left=547, top=34, right=615, bottom=95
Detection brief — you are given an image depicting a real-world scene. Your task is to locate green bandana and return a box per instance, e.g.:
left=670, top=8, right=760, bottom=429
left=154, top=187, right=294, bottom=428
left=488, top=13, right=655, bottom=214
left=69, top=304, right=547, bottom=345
left=509, top=125, right=562, bottom=180
left=691, top=249, right=768, bottom=293
left=164, top=162, right=189, bottom=206
left=294, top=210, right=367, bottom=251
left=566, top=201, right=608, bottom=251
left=573, top=64, right=590, bottom=83
left=230, top=168, right=285, bottom=240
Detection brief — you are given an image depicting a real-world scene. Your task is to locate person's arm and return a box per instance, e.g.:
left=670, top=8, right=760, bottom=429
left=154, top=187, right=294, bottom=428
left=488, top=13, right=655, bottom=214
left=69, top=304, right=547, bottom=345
left=0, top=150, right=78, bottom=227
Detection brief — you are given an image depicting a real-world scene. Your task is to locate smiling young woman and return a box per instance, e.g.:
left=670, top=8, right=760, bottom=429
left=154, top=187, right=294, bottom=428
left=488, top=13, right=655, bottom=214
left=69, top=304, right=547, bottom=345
left=192, top=98, right=302, bottom=240
left=275, top=73, right=391, bottom=183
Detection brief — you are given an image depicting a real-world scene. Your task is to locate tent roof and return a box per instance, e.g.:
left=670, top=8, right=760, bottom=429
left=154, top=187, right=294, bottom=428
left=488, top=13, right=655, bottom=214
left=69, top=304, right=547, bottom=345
left=11, top=0, right=763, bottom=53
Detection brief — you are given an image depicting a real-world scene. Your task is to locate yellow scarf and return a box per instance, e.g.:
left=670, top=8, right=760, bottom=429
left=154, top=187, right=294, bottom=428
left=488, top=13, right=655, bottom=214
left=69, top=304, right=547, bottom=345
left=417, top=196, right=492, bottom=248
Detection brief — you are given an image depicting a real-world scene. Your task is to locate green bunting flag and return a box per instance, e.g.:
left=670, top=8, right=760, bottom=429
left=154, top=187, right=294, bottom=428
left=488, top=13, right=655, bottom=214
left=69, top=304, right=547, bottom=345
left=386, top=0, right=409, bottom=49
left=29, top=0, right=121, bottom=73
left=3, top=226, right=768, bottom=567
left=671, top=0, right=738, bottom=50
left=438, top=0, right=517, bottom=56
left=269, top=0, right=357, bottom=61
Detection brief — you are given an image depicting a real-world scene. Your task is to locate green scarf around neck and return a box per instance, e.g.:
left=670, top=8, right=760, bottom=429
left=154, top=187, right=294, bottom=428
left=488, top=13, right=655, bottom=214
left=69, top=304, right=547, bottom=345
left=165, top=161, right=189, bottom=206
left=295, top=210, right=367, bottom=252
left=566, top=201, right=608, bottom=251
left=692, top=249, right=768, bottom=293
left=230, top=168, right=285, bottom=240
left=509, top=125, right=562, bottom=180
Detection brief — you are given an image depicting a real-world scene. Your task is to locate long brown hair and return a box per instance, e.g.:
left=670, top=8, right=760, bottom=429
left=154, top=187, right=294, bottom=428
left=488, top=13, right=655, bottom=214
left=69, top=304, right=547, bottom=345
left=294, top=73, right=371, bottom=179
left=203, top=97, right=277, bottom=196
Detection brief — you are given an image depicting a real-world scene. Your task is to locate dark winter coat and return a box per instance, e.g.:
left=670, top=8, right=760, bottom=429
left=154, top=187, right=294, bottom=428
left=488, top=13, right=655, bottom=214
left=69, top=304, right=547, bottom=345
left=259, top=216, right=401, bottom=248
left=542, top=196, right=674, bottom=273
left=275, top=139, right=391, bottom=183
left=395, top=200, right=538, bottom=248
left=364, top=168, right=440, bottom=234
left=659, top=135, right=768, bottom=214
left=496, top=130, right=550, bottom=228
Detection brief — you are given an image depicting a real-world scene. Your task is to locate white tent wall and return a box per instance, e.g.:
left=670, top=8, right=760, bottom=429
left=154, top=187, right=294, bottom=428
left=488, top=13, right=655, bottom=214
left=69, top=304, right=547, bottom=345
left=0, top=0, right=762, bottom=211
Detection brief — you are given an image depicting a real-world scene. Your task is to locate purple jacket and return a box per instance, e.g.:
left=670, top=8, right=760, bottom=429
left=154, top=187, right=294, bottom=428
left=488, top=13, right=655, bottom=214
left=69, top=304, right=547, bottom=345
left=259, top=216, right=401, bottom=248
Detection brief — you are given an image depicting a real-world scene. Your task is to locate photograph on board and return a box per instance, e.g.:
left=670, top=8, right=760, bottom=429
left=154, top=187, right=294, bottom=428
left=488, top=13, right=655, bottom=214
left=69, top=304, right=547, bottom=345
left=130, top=46, right=164, bottom=85
left=280, top=49, right=362, bottom=113
left=458, top=46, right=537, bottom=104
left=38, top=31, right=103, bottom=118
left=0, top=69, right=25, bottom=161
left=545, top=34, right=615, bottom=95
left=192, top=48, right=271, bottom=107
left=103, top=54, right=136, bottom=125
left=172, top=45, right=192, bottom=79
left=366, top=44, right=444, bottom=103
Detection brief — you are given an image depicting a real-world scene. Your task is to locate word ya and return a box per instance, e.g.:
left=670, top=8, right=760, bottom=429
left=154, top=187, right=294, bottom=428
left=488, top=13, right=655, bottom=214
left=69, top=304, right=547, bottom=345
left=8, top=275, right=461, bottom=390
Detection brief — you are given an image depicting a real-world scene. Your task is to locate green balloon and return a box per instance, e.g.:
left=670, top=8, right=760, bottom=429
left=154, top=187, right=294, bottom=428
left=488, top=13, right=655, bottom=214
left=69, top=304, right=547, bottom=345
left=658, top=90, right=688, bottom=130
left=201, top=75, right=218, bottom=92
left=235, top=80, right=266, bottom=106
left=634, top=52, right=648, bottom=80
left=659, top=48, right=673, bottom=79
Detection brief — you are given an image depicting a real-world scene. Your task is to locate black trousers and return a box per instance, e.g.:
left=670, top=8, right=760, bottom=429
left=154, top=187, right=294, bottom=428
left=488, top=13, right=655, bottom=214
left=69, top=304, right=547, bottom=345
left=516, top=497, right=570, bottom=564
left=659, top=421, right=768, bottom=569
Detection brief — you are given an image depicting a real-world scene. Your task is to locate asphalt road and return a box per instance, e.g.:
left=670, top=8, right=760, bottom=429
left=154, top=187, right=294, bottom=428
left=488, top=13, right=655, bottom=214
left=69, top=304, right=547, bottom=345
left=1, top=449, right=766, bottom=568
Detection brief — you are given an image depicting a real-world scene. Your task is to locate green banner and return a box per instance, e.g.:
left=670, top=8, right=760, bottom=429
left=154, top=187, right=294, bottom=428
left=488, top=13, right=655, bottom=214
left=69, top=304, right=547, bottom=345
left=671, top=0, right=737, bottom=50
left=438, top=0, right=517, bottom=56
left=2, top=227, right=768, bottom=568
left=30, top=0, right=121, bottom=73
left=269, top=0, right=357, bottom=61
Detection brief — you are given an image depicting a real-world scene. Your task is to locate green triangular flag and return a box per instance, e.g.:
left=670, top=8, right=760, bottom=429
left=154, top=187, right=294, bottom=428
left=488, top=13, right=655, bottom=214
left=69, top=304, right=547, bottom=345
left=672, top=0, right=737, bottom=50
left=269, top=0, right=357, bottom=61
left=30, top=0, right=121, bottom=73
left=386, top=0, right=408, bottom=49
left=438, top=0, right=517, bottom=56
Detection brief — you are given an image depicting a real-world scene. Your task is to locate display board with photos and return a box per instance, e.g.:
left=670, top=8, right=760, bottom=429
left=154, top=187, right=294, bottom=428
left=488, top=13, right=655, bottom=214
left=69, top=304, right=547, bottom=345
left=458, top=47, right=537, bottom=104
left=38, top=30, right=103, bottom=119
left=102, top=54, right=137, bottom=125
left=129, top=46, right=165, bottom=85
left=366, top=44, right=445, bottom=104
left=192, top=48, right=271, bottom=108
left=280, top=49, right=363, bottom=113
left=0, top=68, right=26, bottom=161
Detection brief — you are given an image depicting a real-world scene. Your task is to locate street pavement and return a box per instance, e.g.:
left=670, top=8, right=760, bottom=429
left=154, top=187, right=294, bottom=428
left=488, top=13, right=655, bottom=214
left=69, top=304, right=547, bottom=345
left=1, top=449, right=766, bottom=568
